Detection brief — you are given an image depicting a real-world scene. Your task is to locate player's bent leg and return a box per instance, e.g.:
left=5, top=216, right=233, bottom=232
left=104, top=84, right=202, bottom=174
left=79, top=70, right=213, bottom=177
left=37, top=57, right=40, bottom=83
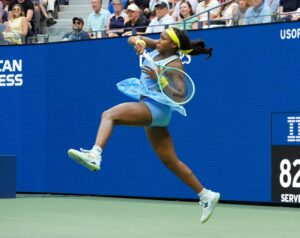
left=145, top=127, right=204, bottom=193
left=68, top=102, right=152, bottom=171
left=102, top=102, right=152, bottom=126
left=95, top=102, right=152, bottom=148
left=145, top=127, right=220, bottom=223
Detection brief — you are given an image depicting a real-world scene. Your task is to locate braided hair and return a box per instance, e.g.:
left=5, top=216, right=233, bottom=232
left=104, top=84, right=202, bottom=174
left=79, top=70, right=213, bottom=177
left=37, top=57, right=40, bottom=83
left=172, top=28, right=213, bottom=59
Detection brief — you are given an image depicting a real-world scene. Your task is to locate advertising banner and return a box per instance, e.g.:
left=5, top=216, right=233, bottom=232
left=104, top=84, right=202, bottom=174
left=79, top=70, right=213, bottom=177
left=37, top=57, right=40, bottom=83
left=1, top=22, right=300, bottom=203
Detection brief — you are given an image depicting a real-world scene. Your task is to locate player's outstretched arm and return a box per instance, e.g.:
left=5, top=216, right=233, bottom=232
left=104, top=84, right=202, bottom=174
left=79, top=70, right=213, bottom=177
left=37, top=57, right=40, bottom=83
left=128, top=36, right=158, bottom=50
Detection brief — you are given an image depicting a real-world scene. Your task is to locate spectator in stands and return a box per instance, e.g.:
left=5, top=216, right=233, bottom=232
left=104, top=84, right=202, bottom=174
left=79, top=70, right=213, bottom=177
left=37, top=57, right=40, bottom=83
left=243, top=0, right=272, bottom=25
left=107, top=0, right=127, bottom=37
left=264, top=0, right=279, bottom=15
left=168, top=0, right=179, bottom=16
left=195, top=0, right=220, bottom=26
left=108, top=0, right=126, bottom=14
left=167, top=0, right=178, bottom=10
left=173, top=0, right=198, bottom=21
left=62, top=17, right=90, bottom=41
left=87, top=0, right=111, bottom=38
left=30, top=1, right=44, bottom=34
left=1, top=0, right=11, bottom=22
left=145, top=1, right=175, bottom=34
left=3, top=3, right=28, bottom=43
left=148, top=0, right=169, bottom=14
left=28, top=0, right=55, bottom=36
left=123, top=3, right=150, bottom=36
left=238, top=0, right=252, bottom=25
left=148, top=8, right=157, bottom=20
left=210, top=0, right=239, bottom=27
left=8, top=0, right=34, bottom=28
left=176, top=1, right=197, bottom=30
left=279, top=0, right=300, bottom=21
left=39, top=0, right=56, bottom=26
left=0, top=1, right=3, bottom=23
left=125, top=0, right=149, bottom=10
left=125, top=0, right=150, bottom=17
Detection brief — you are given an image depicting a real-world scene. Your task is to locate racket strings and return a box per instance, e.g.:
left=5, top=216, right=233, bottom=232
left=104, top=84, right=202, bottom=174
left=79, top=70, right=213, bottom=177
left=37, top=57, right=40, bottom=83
left=159, top=69, right=194, bottom=104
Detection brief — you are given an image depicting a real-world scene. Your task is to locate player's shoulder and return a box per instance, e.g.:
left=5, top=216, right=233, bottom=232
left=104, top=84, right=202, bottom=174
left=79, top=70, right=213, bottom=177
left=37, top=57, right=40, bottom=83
left=167, top=57, right=183, bottom=70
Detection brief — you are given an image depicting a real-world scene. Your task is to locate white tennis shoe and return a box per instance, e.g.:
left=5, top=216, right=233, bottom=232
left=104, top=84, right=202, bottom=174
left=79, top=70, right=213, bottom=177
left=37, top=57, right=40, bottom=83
left=199, top=190, right=220, bottom=223
left=68, top=148, right=102, bottom=172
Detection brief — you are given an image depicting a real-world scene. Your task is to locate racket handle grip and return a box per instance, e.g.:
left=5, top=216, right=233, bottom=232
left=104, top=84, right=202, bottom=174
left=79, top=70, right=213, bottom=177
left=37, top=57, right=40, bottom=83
left=142, top=51, right=153, bottom=62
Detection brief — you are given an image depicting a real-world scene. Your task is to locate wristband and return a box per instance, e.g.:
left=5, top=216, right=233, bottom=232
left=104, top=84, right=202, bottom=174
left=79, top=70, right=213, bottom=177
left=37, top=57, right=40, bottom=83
left=135, top=39, right=146, bottom=48
left=159, top=76, right=169, bottom=89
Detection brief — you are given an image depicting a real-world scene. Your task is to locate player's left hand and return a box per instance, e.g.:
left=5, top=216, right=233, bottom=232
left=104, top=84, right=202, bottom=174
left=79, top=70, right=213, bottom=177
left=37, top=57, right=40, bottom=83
left=141, top=66, right=161, bottom=80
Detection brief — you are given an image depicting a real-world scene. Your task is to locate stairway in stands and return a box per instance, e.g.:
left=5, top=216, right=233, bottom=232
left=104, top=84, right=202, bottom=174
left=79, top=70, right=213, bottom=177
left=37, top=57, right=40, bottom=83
left=48, top=0, right=110, bottom=42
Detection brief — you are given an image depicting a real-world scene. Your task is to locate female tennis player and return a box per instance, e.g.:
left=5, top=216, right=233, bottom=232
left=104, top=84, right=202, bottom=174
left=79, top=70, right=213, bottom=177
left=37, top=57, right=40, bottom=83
left=68, top=28, right=220, bottom=223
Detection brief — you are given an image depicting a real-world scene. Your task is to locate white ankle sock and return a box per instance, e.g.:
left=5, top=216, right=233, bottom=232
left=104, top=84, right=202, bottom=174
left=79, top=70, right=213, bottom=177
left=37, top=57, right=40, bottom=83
left=92, top=145, right=102, bottom=155
left=197, top=188, right=209, bottom=199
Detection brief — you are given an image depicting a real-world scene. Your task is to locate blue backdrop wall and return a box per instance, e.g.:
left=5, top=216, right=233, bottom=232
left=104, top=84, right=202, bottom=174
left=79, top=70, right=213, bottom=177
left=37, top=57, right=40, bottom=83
left=1, top=22, right=300, bottom=203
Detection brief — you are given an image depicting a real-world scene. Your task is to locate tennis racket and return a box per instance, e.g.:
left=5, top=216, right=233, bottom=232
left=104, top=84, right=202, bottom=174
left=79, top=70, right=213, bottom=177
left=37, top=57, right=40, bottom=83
left=142, top=51, right=195, bottom=105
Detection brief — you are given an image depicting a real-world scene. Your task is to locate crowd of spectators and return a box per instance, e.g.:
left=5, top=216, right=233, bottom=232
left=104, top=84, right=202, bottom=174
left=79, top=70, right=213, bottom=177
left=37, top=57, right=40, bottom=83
left=79, top=0, right=300, bottom=41
left=0, top=0, right=300, bottom=44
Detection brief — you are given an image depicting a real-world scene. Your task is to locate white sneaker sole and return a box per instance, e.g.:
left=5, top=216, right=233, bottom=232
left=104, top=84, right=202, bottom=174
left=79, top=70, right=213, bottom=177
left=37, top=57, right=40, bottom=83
left=68, top=149, right=100, bottom=172
left=201, top=193, right=220, bottom=224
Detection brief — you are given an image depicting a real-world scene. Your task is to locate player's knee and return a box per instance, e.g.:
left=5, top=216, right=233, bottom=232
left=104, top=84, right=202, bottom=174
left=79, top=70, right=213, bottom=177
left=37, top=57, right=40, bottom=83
left=160, top=158, right=173, bottom=168
left=101, top=108, right=121, bottom=122
left=157, top=150, right=175, bottom=168
left=101, top=109, right=114, bottom=121
left=161, top=157, right=178, bottom=170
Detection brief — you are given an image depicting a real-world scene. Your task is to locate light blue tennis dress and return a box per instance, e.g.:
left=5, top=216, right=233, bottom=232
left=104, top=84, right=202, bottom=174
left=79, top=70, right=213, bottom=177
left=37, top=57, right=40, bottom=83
left=117, top=50, right=187, bottom=127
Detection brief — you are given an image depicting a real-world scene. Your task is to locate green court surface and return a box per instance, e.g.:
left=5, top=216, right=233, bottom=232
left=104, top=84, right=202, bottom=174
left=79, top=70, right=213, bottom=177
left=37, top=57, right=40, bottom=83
left=0, top=194, right=299, bottom=238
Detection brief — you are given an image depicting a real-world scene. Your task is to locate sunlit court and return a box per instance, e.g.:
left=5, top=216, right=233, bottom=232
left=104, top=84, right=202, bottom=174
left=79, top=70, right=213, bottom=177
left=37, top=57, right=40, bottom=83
left=0, top=195, right=299, bottom=238
left=1, top=0, right=300, bottom=237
